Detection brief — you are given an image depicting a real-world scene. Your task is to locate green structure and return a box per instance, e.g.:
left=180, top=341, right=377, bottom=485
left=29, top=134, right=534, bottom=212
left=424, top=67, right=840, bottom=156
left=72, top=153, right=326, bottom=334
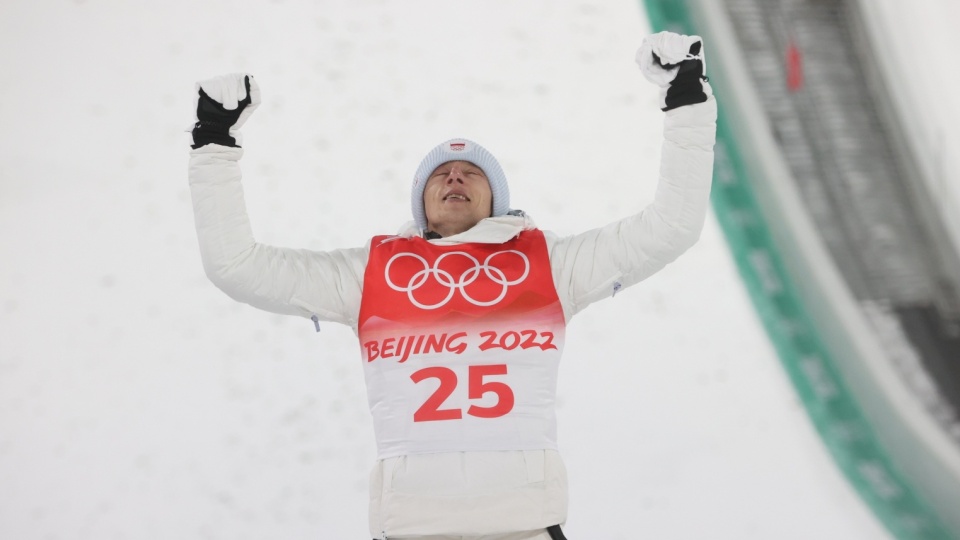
left=641, top=1, right=955, bottom=538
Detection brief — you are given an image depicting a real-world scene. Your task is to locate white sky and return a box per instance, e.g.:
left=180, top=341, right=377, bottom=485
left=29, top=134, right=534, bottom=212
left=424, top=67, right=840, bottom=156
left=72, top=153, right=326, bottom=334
left=1, top=0, right=953, bottom=538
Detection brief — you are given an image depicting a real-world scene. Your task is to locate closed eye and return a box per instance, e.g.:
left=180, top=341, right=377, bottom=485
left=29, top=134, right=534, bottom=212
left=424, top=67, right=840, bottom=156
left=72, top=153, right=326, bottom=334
left=429, top=167, right=485, bottom=178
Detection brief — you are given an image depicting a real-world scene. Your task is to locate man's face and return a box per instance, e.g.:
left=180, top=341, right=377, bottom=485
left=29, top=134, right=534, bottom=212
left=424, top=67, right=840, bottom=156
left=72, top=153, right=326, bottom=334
left=423, top=160, right=493, bottom=237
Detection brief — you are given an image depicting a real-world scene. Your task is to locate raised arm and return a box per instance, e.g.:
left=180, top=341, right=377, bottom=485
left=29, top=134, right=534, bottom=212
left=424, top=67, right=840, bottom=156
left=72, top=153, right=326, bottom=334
left=188, top=74, right=365, bottom=328
left=549, top=32, right=718, bottom=320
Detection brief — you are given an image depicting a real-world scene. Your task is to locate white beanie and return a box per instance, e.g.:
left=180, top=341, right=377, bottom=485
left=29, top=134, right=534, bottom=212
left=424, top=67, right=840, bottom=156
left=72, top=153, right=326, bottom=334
left=411, top=138, right=510, bottom=232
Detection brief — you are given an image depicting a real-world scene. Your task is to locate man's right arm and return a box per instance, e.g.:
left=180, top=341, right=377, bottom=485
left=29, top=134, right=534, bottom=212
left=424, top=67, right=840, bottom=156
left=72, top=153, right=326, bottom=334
left=188, top=74, right=365, bottom=328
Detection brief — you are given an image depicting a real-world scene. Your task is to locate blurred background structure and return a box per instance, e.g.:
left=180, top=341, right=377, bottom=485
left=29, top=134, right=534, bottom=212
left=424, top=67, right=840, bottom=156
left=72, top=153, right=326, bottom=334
left=646, top=0, right=960, bottom=538
left=1, top=1, right=958, bottom=539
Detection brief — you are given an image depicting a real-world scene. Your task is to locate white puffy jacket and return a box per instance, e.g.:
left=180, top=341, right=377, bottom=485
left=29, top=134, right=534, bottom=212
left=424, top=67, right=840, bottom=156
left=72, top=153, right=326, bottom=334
left=189, top=95, right=717, bottom=539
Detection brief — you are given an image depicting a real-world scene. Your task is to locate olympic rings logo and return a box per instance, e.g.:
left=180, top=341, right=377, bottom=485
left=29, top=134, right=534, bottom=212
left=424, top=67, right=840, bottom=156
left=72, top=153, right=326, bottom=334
left=384, top=250, right=530, bottom=310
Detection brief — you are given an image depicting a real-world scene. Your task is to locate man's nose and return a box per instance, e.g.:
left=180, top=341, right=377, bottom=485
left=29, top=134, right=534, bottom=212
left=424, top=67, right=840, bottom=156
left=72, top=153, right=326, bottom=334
left=445, top=167, right=465, bottom=184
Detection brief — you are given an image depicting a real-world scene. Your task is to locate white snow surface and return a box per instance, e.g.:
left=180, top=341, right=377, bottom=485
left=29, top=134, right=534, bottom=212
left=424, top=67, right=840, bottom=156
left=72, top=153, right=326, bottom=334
left=5, top=0, right=953, bottom=538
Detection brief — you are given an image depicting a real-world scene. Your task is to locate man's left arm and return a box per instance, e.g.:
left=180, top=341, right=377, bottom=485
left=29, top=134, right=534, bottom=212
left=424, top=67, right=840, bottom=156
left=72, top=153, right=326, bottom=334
left=549, top=32, right=718, bottom=320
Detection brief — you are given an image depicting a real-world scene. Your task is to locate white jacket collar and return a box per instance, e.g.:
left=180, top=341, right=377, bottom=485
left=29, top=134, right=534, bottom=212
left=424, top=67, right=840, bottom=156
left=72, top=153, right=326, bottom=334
left=395, top=214, right=537, bottom=245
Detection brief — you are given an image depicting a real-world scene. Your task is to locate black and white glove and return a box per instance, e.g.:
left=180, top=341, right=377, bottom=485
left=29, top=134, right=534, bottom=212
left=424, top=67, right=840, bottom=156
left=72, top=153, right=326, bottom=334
left=189, top=73, right=261, bottom=149
left=636, top=32, right=710, bottom=111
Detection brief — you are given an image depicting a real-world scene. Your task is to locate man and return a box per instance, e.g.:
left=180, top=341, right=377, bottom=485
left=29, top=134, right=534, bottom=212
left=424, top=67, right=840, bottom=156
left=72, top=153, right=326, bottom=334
left=188, top=31, right=716, bottom=540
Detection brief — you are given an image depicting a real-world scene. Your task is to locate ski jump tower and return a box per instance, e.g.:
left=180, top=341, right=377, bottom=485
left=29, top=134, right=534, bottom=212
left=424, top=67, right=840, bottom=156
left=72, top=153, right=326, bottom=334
left=642, top=1, right=960, bottom=538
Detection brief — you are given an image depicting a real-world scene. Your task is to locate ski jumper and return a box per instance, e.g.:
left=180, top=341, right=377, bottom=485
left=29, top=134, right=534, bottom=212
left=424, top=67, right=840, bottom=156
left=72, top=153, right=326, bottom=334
left=188, top=95, right=717, bottom=537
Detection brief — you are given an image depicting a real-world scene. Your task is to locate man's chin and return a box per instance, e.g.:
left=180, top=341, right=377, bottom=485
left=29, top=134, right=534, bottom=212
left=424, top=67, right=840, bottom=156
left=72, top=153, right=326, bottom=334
left=427, top=217, right=483, bottom=237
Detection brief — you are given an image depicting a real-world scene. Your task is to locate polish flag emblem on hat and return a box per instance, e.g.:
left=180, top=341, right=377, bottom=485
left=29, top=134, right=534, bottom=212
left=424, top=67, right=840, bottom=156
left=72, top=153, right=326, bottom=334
left=449, top=142, right=466, bottom=151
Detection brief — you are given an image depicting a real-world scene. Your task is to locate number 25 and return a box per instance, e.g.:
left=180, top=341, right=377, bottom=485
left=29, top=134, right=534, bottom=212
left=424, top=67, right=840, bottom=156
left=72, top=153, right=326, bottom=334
left=410, top=364, right=515, bottom=422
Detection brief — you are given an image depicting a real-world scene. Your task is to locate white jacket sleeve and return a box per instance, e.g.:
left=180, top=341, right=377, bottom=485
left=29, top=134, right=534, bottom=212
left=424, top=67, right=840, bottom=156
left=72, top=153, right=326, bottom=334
left=188, top=144, right=366, bottom=328
left=548, top=95, right=717, bottom=321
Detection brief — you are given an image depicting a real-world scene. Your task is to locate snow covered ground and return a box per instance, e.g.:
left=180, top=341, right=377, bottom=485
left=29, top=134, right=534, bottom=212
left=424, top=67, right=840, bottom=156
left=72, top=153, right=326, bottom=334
left=2, top=0, right=952, bottom=538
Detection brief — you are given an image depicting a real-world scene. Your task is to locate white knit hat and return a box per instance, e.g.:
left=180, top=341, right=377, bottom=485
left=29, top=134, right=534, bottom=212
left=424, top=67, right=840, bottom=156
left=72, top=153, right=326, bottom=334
left=411, top=138, right=510, bottom=232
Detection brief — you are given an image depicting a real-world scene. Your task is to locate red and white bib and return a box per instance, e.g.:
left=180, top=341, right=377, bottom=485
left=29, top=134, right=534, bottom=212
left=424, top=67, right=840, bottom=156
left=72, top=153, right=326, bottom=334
left=358, top=229, right=566, bottom=459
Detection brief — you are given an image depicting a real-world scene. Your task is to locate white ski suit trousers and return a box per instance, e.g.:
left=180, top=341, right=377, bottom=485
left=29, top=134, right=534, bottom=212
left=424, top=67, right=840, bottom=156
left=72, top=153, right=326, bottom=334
left=385, top=532, right=552, bottom=539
